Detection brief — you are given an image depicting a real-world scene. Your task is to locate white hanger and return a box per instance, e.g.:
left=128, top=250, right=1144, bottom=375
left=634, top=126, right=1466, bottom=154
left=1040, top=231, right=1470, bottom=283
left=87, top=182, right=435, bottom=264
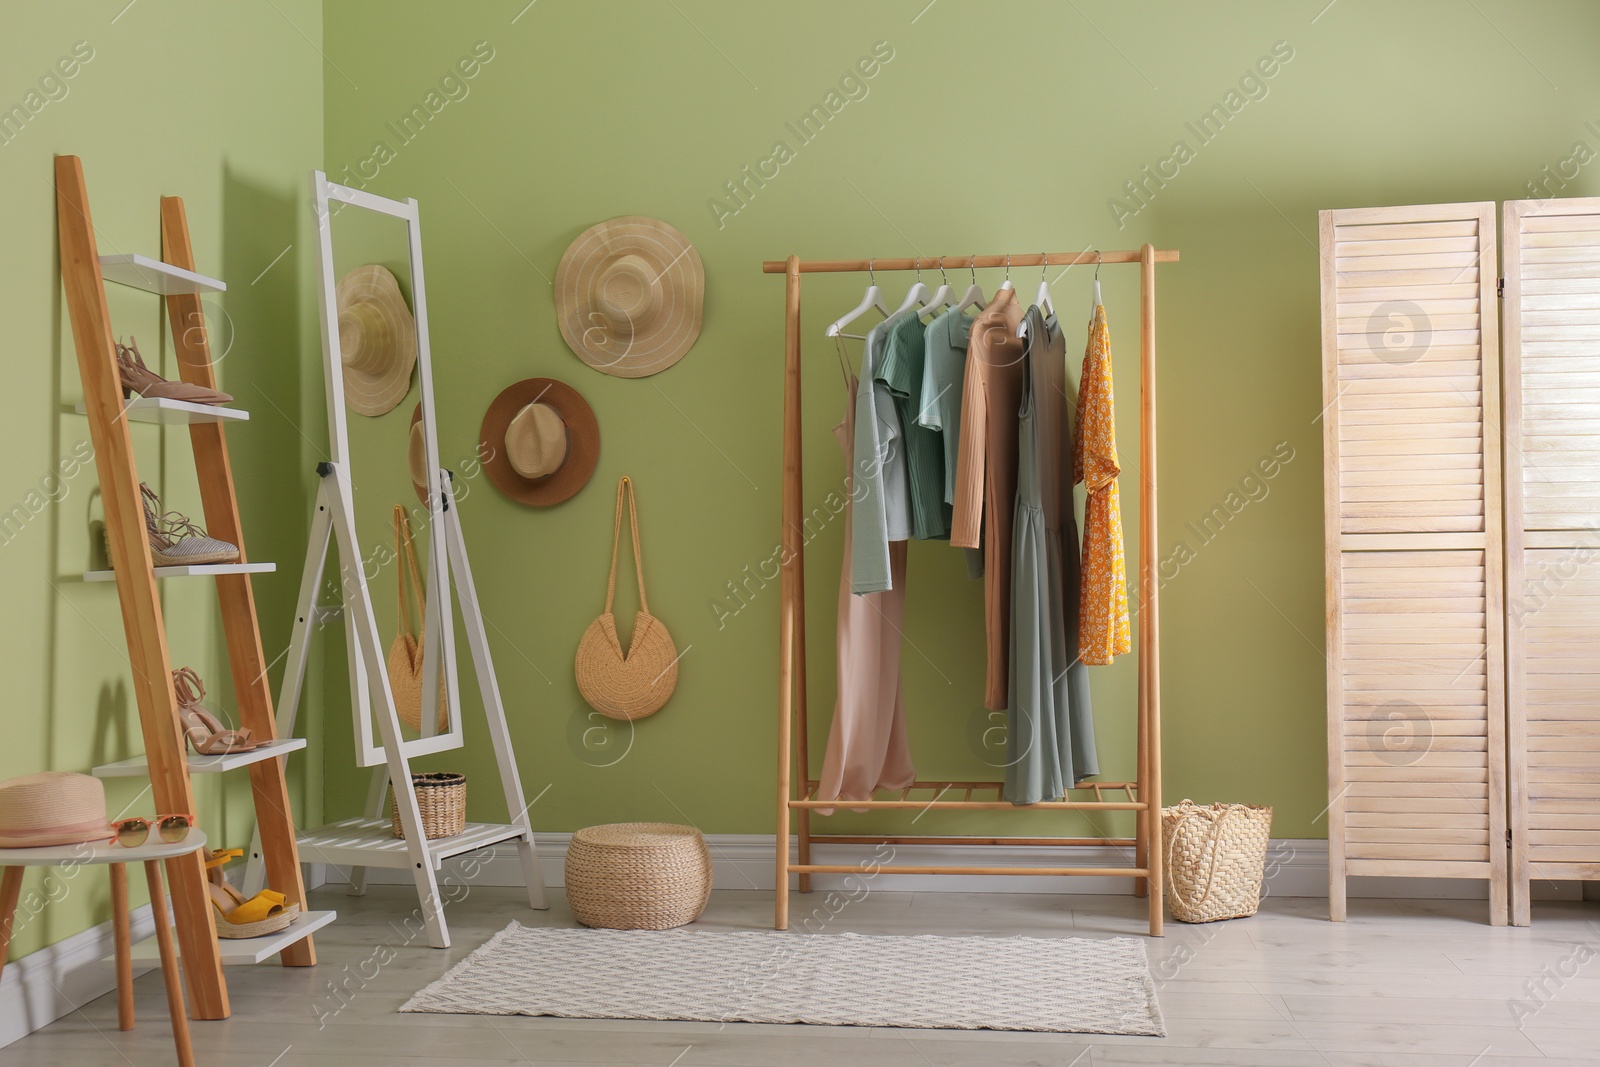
left=919, top=257, right=956, bottom=316
left=1020, top=253, right=1054, bottom=338
left=1089, top=251, right=1103, bottom=318
left=954, top=254, right=986, bottom=314
left=892, top=259, right=933, bottom=316
left=998, top=252, right=1014, bottom=292
left=826, top=258, right=891, bottom=339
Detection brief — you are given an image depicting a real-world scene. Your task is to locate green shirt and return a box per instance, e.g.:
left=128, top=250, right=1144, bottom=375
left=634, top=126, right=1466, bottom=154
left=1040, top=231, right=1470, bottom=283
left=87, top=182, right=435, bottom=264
left=879, top=311, right=950, bottom=540
left=918, top=307, right=977, bottom=506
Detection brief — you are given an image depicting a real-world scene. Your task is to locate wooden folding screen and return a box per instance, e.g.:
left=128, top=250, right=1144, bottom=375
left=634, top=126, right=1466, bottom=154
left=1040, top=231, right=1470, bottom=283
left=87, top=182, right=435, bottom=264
left=1320, top=202, right=1507, bottom=924
left=1503, top=196, right=1600, bottom=926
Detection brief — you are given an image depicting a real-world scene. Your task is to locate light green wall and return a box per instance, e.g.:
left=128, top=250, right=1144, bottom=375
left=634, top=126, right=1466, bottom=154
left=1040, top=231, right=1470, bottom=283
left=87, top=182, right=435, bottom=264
left=1, top=3, right=323, bottom=958
left=317, top=0, right=1600, bottom=841
left=6, top=0, right=1599, bottom=966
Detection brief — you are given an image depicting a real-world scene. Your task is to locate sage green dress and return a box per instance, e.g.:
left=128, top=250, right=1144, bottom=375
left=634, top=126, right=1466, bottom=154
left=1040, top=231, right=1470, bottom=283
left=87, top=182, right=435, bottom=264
left=1006, top=307, right=1097, bottom=804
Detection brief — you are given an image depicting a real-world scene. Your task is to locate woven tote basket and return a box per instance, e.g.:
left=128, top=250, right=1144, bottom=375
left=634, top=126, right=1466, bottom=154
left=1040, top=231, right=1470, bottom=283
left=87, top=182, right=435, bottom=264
left=387, top=506, right=447, bottom=734
left=564, top=822, right=712, bottom=930
left=575, top=477, right=679, bottom=721
left=390, top=772, right=467, bottom=840
left=1162, top=799, right=1273, bottom=923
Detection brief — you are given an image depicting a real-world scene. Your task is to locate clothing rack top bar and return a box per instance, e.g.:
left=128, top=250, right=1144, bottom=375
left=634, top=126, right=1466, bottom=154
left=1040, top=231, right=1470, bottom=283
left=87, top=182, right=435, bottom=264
left=761, top=250, right=1179, bottom=274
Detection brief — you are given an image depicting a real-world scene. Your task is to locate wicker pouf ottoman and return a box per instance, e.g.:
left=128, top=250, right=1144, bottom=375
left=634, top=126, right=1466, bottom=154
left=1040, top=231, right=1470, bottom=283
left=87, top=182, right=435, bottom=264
left=564, top=822, right=712, bottom=930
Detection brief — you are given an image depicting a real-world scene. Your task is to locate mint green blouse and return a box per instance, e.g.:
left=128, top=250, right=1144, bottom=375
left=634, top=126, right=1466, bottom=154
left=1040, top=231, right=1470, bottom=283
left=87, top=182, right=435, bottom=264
left=879, top=312, right=950, bottom=540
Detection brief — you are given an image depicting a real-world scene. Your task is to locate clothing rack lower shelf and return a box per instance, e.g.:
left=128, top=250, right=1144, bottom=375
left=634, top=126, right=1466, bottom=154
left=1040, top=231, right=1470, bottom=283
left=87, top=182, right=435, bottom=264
left=790, top=779, right=1143, bottom=811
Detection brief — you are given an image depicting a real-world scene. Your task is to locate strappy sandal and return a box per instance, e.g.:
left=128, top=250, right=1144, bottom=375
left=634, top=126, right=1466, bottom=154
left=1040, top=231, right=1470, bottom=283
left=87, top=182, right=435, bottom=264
left=204, top=848, right=299, bottom=938
left=140, top=482, right=240, bottom=566
left=115, top=336, right=232, bottom=405
left=173, top=667, right=267, bottom=755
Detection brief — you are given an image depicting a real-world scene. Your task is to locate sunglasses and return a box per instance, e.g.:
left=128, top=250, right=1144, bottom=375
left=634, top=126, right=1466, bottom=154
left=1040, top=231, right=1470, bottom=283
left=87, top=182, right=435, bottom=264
left=113, top=814, right=195, bottom=848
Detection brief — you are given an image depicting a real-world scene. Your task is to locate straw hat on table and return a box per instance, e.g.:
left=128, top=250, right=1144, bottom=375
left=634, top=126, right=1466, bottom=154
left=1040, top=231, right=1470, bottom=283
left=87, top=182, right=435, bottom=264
left=0, top=772, right=114, bottom=848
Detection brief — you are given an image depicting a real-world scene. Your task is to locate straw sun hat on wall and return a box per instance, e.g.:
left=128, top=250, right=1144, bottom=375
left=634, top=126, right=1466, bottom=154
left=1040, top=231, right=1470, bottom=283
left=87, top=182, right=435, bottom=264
left=338, top=264, right=417, bottom=416
left=555, top=217, right=704, bottom=378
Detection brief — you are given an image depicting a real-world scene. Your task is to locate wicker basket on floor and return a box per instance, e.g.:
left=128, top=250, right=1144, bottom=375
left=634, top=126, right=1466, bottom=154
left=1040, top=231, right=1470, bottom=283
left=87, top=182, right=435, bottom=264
left=390, top=772, right=467, bottom=839
left=564, top=822, right=712, bottom=930
left=1162, top=799, right=1273, bottom=923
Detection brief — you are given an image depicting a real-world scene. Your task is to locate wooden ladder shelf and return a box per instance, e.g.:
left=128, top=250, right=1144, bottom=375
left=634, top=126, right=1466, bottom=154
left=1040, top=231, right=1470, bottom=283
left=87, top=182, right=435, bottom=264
left=55, top=155, right=320, bottom=1019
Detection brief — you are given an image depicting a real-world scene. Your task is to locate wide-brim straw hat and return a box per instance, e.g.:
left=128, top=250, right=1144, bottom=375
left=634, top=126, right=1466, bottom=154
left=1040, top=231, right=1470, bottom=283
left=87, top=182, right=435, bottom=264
left=338, top=264, right=417, bottom=416
left=480, top=378, right=600, bottom=506
left=0, top=772, right=113, bottom=849
left=555, top=217, right=704, bottom=378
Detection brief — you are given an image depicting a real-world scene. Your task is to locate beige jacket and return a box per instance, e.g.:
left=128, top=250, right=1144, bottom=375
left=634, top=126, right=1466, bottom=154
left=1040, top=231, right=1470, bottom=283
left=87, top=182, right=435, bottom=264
left=951, top=288, right=1026, bottom=711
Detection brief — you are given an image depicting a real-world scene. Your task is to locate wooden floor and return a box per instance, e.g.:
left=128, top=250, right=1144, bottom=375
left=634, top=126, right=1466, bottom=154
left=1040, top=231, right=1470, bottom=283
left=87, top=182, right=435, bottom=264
left=7, top=884, right=1600, bottom=1065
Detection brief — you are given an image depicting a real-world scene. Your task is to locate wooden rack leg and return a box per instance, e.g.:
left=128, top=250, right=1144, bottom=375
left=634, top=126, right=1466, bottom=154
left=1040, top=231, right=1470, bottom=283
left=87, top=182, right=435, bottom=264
left=1140, top=243, right=1164, bottom=937
left=0, top=867, right=22, bottom=973
left=110, top=864, right=134, bottom=1030
left=147, top=861, right=195, bottom=1067
left=56, top=155, right=229, bottom=1018
left=775, top=255, right=803, bottom=930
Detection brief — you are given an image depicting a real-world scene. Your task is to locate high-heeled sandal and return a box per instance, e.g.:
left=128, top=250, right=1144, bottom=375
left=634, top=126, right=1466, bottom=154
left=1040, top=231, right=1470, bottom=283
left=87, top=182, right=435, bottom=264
left=140, top=483, right=239, bottom=566
left=102, top=483, right=242, bottom=570
left=173, top=667, right=267, bottom=755
left=204, top=848, right=299, bottom=938
left=115, top=336, right=232, bottom=405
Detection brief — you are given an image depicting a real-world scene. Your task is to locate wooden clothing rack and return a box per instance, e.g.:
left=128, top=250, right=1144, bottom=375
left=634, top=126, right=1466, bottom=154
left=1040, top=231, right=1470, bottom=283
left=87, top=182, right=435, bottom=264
left=761, top=247, right=1178, bottom=936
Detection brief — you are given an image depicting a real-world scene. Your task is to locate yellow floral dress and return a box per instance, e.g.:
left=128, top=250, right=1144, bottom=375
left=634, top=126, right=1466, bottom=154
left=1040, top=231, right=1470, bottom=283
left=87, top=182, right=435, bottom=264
left=1073, top=304, right=1131, bottom=665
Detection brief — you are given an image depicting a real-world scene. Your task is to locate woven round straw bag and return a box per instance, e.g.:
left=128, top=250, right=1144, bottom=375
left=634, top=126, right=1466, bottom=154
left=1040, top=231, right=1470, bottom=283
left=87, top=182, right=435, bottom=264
left=574, top=477, right=678, bottom=720
left=386, top=506, right=446, bottom=733
left=1162, top=799, right=1273, bottom=923
left=564, top=823, right=712, bottom=930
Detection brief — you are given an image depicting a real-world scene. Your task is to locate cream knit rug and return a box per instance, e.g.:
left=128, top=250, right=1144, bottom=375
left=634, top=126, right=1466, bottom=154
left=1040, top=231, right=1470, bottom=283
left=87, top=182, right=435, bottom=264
left=401, top=923, right=1165, bottom=1035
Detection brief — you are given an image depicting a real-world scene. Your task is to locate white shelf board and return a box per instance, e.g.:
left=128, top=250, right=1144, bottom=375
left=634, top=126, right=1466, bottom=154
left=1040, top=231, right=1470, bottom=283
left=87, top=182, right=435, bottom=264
left=76, top=397, right=248, bottom=425
left=297, top=818, right=528, bottom=870
left=83, top=562, right=275, bottom=583
left=99, top=253, right=225, bottom=295
left=92, top=738, right=306, bottom=779
left=124, top=909, right=336, bottom=966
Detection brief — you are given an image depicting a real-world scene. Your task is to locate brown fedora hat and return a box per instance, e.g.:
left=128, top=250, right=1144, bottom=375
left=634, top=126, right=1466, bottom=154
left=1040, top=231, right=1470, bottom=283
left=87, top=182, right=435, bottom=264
left=407, top=404, right=428, bottom=504
left=480, top=378, right=599, bottom=506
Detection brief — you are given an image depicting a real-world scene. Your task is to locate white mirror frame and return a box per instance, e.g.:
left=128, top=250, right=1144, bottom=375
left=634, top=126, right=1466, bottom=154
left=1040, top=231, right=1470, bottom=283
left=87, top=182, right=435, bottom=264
left=311, top=171, right=463, bottom=765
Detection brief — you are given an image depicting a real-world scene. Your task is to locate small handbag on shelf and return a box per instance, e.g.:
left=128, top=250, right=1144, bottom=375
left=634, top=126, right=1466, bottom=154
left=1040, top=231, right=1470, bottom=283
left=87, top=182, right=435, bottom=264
left=1162, top=799, right=1274, bottom=923
left=575, top=476, right=679, bottom=720
left=387, top=505, right=447, bottom=734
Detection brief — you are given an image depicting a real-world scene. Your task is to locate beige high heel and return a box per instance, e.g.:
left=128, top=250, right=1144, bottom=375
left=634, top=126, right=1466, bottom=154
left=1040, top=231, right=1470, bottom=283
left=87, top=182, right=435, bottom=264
left=115, top=336, right=232, bottom=405
left=173, top=667, right=266, bottom=755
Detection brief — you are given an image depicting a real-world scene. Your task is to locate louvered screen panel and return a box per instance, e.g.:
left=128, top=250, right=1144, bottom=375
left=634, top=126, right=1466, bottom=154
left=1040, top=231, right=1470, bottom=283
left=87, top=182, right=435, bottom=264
left=1320, top=203, right=1506, bottom=924
left=1504, top=197, right=1600, bottom=925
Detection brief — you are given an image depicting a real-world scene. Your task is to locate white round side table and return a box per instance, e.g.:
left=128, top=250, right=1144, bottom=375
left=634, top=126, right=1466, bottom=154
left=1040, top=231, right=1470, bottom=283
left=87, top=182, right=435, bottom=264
left=0, top=830, right=207, bottom=1067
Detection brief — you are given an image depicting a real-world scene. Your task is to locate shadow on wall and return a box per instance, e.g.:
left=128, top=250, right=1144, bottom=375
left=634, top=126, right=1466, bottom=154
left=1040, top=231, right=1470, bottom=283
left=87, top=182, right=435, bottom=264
left=221, top=164, right=314, bottom=827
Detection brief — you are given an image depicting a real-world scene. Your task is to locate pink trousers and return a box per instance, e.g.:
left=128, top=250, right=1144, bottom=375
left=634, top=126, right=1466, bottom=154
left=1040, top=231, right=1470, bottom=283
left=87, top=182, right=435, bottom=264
left=816, top=377, right=916, bottom=808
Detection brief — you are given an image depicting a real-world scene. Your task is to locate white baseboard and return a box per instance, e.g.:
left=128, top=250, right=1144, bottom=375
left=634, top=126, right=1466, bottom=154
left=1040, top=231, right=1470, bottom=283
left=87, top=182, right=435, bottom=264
left=0, top=901, right=158, bottom=1049
left=320, top=834, right=1582, bottom=901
